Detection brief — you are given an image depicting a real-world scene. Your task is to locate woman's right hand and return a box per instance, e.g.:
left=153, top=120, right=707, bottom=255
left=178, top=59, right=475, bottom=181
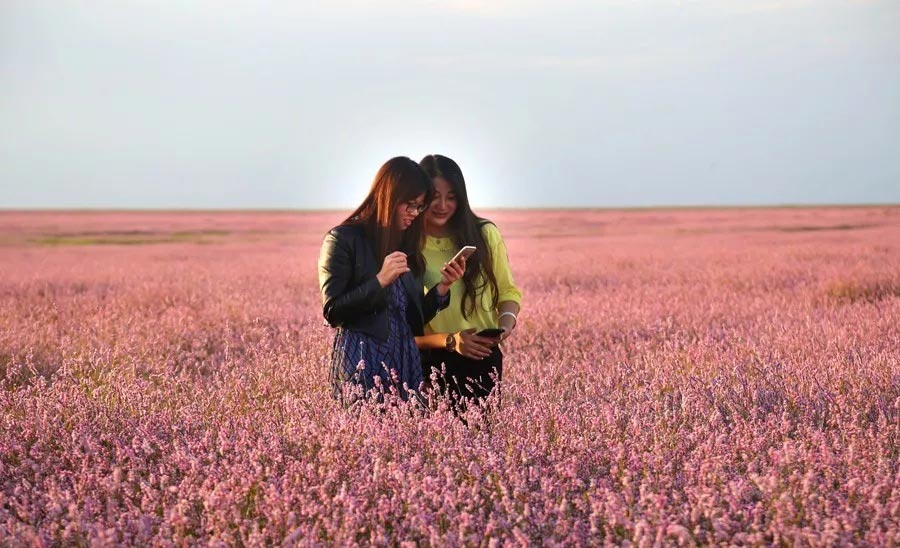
left=454, top=328, right=496, bottom=360
left=376, top=251, right=410, bottom=287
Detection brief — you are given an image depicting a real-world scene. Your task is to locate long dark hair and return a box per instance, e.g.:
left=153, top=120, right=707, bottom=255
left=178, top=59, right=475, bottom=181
left=420, top=154, right=499, bottom=319
left=344, top=157, right=433, bottom=277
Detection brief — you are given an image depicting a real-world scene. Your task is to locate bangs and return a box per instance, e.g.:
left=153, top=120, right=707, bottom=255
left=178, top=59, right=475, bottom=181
left=396, top=171, right=433, bottom=204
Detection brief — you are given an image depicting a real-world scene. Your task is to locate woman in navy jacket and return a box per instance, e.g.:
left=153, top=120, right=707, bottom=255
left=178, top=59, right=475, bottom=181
left=318, top=157, right=465, bottom=404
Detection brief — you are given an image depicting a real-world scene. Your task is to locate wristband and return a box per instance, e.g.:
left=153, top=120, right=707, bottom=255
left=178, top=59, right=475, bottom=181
left=499, top=311, right=517, bottom=328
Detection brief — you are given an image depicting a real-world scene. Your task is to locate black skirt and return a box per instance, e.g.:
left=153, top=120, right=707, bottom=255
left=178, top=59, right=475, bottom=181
left=422, top=346, right=503, bottom=410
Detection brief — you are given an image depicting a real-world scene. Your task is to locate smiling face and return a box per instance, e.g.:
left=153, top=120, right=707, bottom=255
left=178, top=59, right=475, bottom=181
left=425, top=177, right=457, bottom=232
left=395, top=193, right=426, bottom=231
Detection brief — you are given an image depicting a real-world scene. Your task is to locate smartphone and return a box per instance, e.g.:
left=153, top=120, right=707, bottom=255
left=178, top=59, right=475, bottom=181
left=476, top=327, right=504, bottom=338
left=450, top=246, right=476, bottom=264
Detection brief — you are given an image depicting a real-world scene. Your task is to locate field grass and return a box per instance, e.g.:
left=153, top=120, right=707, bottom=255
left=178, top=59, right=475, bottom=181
left=0, top=207, right=898, bottom=545
left=26, top=229, right=233, bottom=246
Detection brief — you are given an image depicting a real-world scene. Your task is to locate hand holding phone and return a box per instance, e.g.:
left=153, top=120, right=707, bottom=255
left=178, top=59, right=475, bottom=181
left=438, top=246, right=474, bottom=291
left=456, top=328, right=495, bottom=359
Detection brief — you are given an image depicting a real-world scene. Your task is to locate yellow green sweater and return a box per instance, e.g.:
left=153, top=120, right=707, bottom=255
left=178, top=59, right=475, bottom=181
left=422, top=222, right=522, bottom=335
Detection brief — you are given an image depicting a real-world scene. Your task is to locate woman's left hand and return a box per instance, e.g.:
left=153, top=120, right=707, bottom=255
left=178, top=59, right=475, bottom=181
left=437, top=256, right=466, bottom=294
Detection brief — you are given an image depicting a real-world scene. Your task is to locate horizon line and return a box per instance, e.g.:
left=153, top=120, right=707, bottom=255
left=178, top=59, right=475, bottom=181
left=1, top=203, right=899, bottom=214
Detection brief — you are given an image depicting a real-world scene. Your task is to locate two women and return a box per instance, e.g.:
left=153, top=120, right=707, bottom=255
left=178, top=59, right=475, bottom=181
left=414, top=155, right=523, bottom=412
left=318, top=154, right=521, bottom=411
left=317, top=157, right=465, bottom=404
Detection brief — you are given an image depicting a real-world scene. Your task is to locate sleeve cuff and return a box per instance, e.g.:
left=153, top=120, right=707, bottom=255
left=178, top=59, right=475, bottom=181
left=436, top=288, right=451, bottom=309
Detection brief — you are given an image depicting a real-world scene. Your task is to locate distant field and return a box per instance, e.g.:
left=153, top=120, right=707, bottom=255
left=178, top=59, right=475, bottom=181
left=1, top=207, right=898, bottom=545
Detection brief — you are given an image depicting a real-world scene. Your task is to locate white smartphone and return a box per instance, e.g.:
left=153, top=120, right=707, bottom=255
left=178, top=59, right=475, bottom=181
left=450, top=245, right=476, bottom=264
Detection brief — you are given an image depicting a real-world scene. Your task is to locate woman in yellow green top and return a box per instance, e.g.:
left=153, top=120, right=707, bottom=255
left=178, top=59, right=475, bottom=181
left=415, top=154, right=523, bottom=412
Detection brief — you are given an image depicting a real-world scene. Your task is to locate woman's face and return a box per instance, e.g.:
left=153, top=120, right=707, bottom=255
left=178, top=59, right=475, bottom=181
left=425, top=177, right=457, bottom=229
left=395, top=193, right=426, bottom=230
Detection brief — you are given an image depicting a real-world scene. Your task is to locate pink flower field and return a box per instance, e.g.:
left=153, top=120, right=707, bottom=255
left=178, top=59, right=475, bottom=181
left=1, top=207, right=899, bottom=545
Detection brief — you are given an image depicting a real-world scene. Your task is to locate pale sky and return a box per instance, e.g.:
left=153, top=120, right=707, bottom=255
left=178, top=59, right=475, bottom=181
left=1, top=0, right=898, bottom=209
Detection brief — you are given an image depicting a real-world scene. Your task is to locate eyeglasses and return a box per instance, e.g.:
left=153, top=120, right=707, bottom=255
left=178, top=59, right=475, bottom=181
left=405, top=201, right=427, bottom=215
